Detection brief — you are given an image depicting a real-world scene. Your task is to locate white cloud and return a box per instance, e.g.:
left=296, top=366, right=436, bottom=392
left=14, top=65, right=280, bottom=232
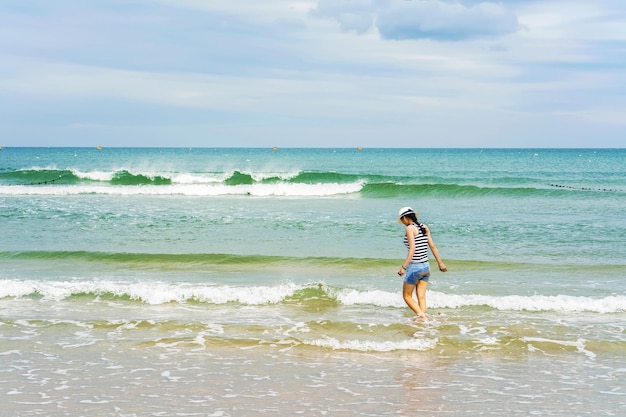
left=0, top=60, right=309, bottom=111
left=377, top=1, right=520, bottom=41
left=312, top=0, right=521, bottom=40
left=156, top=0, right=316, bottom=23
left=0, top=0, right=625, bottom=147
left=554, top=108, right=626, bottom=126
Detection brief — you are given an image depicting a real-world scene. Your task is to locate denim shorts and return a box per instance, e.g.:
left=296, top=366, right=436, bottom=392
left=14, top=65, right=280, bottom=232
left=404, top=261, right=430, bottom=285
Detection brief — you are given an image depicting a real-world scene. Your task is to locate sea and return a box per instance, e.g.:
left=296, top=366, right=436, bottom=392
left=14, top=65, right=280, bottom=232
left=1, top=147, right=625, bottom=417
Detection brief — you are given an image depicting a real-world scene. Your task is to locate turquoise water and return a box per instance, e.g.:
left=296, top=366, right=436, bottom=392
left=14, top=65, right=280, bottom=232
left=1, top=147, right=625, bottom=416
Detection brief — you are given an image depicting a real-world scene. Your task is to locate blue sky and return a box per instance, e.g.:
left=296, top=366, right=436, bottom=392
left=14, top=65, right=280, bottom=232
left=1, top=0, right=625, bottom=148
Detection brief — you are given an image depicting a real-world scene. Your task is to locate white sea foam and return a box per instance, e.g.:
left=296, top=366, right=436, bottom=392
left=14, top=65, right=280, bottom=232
left=522, top=337, right=597, bottom=359
left=335, top=289, right=401, bottom=307
left=427, top=291, right=626, bottom=314
left=170, top=172, right=224, bottom=184
left=247, top=170, right=301, bottom=182
left=0, top=279, right=300, bottom=305
left=335, top=288, right=626, bottom=313
left=0, top=182, right=364, bottom=196
left=71, top=169, right=115, bottom=181
left=1, top=280, right=625, bottom=313
left=306, top=336, right=437, bottom=352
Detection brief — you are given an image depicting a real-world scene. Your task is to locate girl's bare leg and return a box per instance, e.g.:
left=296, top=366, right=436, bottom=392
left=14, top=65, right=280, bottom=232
left=416, top=280, right=429, bottom=315
left=402, top=282, right=426, bottom=318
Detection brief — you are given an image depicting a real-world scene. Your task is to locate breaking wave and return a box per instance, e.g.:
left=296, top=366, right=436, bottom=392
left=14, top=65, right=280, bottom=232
left=1, top=167, right=620, bottom=197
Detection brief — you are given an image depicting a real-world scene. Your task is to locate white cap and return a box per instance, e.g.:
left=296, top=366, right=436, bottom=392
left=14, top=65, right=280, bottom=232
left=398, top=206, right=416, bottom=218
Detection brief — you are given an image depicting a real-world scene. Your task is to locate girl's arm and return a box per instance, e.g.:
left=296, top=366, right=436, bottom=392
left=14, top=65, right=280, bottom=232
left=425, top=224, right=447, bottom=272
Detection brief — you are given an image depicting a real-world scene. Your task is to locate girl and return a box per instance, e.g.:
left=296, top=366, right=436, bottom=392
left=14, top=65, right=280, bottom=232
left=397, top=206, right=447, bottom=319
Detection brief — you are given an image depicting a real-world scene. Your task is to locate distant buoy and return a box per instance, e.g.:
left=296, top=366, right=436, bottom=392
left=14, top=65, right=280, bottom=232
left=272, top=146, right=278, bottom=151
left=96, top=146, right=103, bottom=150
left=357, top=147, right=363, bottom=151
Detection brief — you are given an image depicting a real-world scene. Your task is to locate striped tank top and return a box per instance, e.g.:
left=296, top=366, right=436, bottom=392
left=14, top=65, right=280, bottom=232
left=403, top=223, right=429, bottom=263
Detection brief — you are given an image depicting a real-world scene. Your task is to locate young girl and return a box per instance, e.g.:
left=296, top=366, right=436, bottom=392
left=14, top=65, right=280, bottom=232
left=396, top=206, right=447, bottom=319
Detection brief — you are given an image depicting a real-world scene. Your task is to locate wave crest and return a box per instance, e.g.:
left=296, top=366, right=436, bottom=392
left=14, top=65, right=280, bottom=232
left=1, top=279, right=624, bottom=313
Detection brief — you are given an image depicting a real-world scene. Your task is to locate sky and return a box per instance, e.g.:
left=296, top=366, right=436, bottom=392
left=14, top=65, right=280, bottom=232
left=0, top=0, right=625, bottom=148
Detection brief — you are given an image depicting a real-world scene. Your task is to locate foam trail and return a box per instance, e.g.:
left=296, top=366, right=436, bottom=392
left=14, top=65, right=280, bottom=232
left=0, top=279, right=300, bottom=305
left=306, top=336, right=437, bottom=352
left=0, top=182, right=364, bottom=196
left=337, top=289, right=626, bottom=313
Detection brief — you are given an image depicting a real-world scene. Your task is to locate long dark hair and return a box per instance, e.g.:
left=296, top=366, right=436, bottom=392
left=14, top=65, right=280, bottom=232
left=405, top=212, right=427, bottom=236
